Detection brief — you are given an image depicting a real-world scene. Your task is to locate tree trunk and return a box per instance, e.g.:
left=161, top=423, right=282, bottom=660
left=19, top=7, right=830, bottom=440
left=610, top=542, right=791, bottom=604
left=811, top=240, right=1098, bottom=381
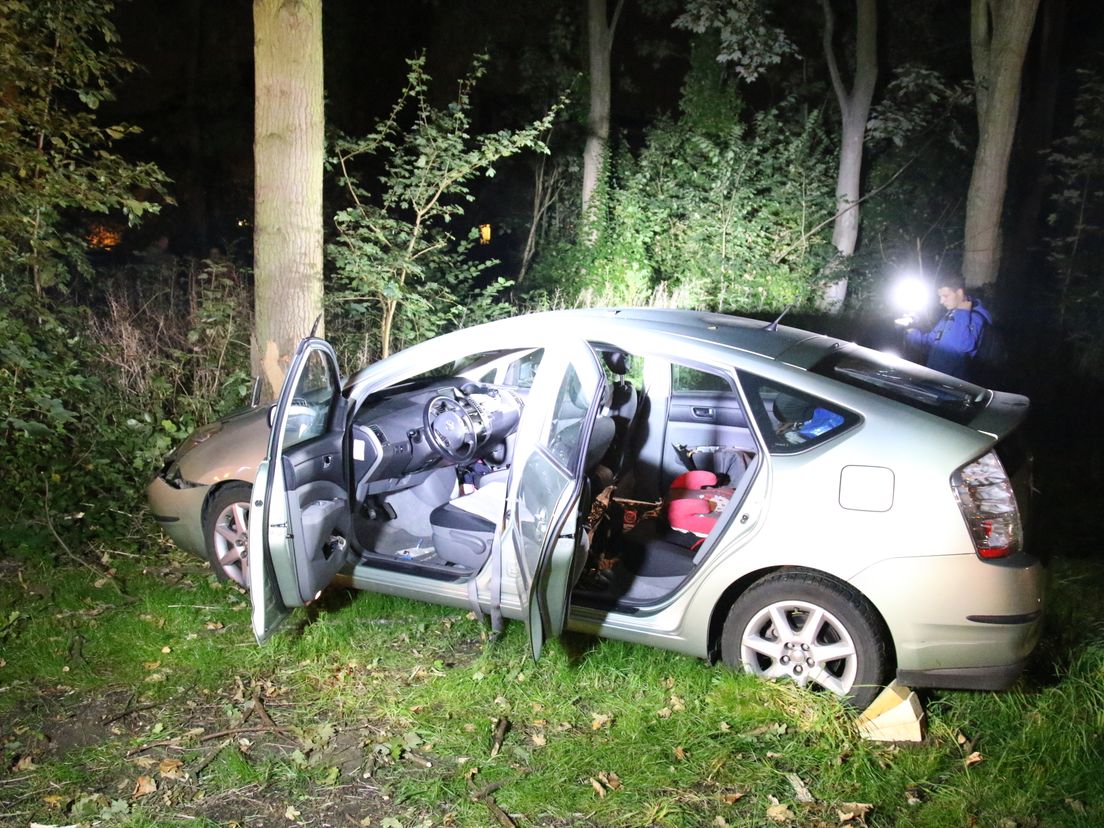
left=1003, top=0, right=1066, bottom=303
left=963, top=0, right=1040, bottom=289
left=252, top=0, right=325, bottom=398
left=581, top=0, right=622, bottom=220
left=819, top=0, right=877, bottom=313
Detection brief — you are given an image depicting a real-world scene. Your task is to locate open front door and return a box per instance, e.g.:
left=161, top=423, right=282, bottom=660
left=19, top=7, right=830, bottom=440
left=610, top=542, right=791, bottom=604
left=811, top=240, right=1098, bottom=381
left=507, top=340, right=605, bottom=660
left=249, top=338, right=349, bottom=643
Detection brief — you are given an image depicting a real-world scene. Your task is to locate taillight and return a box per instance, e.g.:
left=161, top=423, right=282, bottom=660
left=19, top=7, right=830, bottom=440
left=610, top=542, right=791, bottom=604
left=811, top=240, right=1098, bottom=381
left=951, top=450, right=1022, bottom=560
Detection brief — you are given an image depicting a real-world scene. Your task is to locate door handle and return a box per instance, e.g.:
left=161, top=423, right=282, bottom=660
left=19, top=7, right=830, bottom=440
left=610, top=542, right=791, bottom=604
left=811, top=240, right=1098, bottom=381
left=692, top=406, right=715, bottom=419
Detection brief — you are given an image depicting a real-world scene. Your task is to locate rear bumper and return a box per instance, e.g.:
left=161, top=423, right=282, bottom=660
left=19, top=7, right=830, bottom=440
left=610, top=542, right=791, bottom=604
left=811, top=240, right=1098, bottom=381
left=850, top=552, right=1045, bottom=688
left=147, top=475, right=210, bottom=559
left=897, top=659, right=1026, bottom=691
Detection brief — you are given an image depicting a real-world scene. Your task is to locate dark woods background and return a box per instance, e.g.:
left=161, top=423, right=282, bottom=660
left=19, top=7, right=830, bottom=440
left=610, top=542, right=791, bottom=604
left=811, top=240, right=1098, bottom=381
left=1, top=0, right=1102, bottom=554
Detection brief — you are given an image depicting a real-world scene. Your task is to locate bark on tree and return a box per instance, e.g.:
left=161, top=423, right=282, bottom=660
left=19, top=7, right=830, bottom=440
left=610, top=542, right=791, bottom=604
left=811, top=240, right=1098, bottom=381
left=518, top=154, right=565, bottom=286
left=581, top=0, right=623, bottom=220
left=252, top=0, right=325, bottom=398
left=963, top=0, right=1040, bottom=289
left=819, top=0, right=877, bottom=313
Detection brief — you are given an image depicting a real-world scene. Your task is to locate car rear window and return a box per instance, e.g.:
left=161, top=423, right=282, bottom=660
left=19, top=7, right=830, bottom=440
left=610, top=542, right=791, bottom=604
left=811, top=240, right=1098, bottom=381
left=738, top=372, right=860, bottom=454
left=813, top=349, right=988, bottom=425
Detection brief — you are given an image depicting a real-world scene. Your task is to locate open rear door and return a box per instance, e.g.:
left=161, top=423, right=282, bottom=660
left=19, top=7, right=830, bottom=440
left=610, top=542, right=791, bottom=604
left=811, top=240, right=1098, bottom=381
left=507, top=340, right=605, bottom=660
left=249, top=338, right=349, bottom=643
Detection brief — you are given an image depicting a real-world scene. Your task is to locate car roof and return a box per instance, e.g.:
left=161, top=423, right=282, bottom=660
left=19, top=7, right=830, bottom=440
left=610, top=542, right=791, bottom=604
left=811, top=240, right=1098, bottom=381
left=516, top=307, right=843, bottom=368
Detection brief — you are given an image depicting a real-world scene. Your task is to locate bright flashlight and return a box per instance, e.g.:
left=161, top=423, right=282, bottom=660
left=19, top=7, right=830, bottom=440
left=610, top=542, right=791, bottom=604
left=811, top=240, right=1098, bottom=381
left=892, top=274, right=929, bottom=312
left=891, top=273, right=929, bottom=326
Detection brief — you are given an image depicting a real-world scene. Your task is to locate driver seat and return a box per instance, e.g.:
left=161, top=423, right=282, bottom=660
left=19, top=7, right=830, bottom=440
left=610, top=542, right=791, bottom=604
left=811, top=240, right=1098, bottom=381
left=428, top=481, right=506, bottom=569
left=430, top=393, right=617, bottom=570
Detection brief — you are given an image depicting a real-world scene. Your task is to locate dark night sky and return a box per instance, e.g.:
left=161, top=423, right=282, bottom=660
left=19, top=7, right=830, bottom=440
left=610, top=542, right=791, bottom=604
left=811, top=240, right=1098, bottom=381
left=103, top=0, right=694, bottom=257
left=102, top=0, right=1104, bottom=271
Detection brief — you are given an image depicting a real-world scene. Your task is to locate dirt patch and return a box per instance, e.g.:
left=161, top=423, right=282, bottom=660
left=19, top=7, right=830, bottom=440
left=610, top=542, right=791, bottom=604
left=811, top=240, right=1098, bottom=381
left=1, top=682, right=449, bottom=828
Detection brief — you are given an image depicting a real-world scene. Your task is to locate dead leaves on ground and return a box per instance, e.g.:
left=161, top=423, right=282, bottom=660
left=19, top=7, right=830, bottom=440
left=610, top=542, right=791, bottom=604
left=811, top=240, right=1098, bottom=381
left=588, top=770, right=622, bottom=797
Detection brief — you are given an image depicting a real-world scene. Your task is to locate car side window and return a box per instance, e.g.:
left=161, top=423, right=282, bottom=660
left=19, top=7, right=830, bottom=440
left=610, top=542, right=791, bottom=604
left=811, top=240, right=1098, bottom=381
left=284, top=349, right=338, bottom=449
left=737, top=372, right=859, bottom=454
left=508, top=348, right=545, bottom=388
left=672, top=364, right=733, bottom=392
left=546, top=363, right=592, bottom=469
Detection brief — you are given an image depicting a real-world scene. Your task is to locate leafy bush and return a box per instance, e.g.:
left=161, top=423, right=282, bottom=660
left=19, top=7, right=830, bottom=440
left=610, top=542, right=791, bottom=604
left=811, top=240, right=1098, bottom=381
left=0, top=0, right=169, bottom=289
left=525, top=43, right=836, bottom=313
left=0, top=256, right=253, bottom=553
left=1044, top=66, right=1104, bottom=380
left=325, top=54, right=560, bottom=361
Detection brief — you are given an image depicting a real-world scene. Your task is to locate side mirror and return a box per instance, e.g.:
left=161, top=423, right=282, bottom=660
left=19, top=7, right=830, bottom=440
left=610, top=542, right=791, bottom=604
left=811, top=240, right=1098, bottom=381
left=249, top=376, right=263, bottom=408
left=267, top=404, right=277, bottom=428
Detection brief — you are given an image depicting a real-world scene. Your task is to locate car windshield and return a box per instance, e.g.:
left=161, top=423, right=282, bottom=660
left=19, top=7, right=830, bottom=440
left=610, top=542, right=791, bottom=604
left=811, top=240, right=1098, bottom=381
left=813, top=348, right=989, bottom=425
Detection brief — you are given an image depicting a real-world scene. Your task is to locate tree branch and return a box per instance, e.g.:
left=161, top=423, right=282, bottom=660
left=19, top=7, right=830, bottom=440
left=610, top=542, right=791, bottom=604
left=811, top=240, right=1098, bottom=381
left=821, top=0, right=849, bottom=112
left=774, top=149, right=922, bottom=264
left=608, top=0, right=626, bottom=49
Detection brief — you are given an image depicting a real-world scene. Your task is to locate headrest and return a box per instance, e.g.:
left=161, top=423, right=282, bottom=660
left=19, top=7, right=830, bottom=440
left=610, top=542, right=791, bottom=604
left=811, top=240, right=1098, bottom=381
left=773, top=392, right=816, bottom=424
left=601, top=349, right=630, bottom=376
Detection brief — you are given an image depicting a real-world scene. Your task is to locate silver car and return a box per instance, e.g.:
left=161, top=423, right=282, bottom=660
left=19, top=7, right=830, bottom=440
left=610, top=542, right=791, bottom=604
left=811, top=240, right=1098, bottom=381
left=148, top=308, right=1043, bottom=708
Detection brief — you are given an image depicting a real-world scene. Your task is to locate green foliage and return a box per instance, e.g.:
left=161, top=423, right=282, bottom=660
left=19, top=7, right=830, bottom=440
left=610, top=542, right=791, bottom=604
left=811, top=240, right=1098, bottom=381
left=865, top=64, right=972, bottom=152
left=0, top=0, right=170, bottom=288
left=2, top=550, right=1101, bottom=827
left=0, top=294, right=147, bottom=547
left=326, top=54, right=561, bottom=359
left=674, top=0, right=797, bottom=83
left=526, top=47, right=835, bottom=313
left=0, top=257, right=253, bottom=551
left=1044, top=66, right=1104, bottom=379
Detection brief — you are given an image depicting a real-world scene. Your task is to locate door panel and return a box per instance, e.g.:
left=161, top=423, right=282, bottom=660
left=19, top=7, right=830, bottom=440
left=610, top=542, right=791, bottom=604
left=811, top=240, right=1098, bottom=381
left=506, top=340, right=605, bottom=660
left=250, top=339, right=348, bottom=643
left=663, top=390, right=756, bottom=488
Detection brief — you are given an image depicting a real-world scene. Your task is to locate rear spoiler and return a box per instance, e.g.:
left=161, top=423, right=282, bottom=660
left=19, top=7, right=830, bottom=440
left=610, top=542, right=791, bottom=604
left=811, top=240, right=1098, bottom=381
left=971, top=390, right=1030, bottom=440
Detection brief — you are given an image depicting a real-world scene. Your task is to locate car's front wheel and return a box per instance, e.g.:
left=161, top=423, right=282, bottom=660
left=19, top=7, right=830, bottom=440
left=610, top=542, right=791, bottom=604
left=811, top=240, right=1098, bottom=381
left=203, top=483, right=252, bottom=587
left=720, top=571, right=889, bottom=710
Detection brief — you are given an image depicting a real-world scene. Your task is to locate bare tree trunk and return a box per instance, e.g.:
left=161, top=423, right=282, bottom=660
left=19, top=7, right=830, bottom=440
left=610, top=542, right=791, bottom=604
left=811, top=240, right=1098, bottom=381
left=819, top=0, right=877, bottom=313
left=581, top=0, right=623, bottom=221
left=963, top=0, right=1040, bottom=289
left=518, top=154, right=564, bottom=286
left=252, top=0, right=325, bottom=398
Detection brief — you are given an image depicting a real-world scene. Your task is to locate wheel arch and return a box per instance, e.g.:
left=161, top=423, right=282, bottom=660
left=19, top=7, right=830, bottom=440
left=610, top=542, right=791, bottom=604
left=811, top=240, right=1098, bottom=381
left=201, top=479, right=253, bottom=528
left=706, top=565, right=897, bottom=671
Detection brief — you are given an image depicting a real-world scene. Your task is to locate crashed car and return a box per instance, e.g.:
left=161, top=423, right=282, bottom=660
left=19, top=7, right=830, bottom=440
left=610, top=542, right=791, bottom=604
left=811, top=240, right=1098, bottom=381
left=148, top=308, right=1043, bottom=708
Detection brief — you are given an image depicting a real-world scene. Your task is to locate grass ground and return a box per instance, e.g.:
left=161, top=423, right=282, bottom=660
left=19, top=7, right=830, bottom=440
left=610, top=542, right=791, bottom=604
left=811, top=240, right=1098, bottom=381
left=1, top=530, right=1102, bottom=828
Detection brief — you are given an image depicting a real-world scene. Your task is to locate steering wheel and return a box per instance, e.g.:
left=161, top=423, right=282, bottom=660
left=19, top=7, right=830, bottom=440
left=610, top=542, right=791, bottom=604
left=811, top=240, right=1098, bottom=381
left=423, top=395, right=478, bottom=461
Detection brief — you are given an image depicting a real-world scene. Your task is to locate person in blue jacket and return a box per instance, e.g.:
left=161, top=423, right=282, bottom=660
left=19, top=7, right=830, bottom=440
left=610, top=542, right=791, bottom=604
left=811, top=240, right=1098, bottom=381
left=903, top=274, right=991, bottom=381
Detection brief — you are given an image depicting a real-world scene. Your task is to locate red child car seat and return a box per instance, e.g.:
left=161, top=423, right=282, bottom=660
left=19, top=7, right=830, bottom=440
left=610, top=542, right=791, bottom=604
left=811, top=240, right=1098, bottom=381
left=665, top=470, right=735, bottom=538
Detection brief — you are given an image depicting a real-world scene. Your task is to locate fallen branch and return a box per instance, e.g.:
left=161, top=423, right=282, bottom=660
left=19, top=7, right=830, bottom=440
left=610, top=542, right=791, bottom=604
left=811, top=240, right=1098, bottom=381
left=190, top=738, right=232, bottom=777
left=250, top=693, right=278, bottom=729
left=102, top=699, right=164, bottom=726
left=126, top=705, right=293, bottom=756
left=404, top=750, right=432, bottom=768
left=489, top=716, right=510, bottom=758
left=470, top=782, right=515, bottom=828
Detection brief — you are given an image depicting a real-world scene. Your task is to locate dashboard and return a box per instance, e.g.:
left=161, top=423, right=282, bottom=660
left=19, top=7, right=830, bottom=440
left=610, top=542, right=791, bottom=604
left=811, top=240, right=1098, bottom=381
left=350, top=381, right=524, bottom=500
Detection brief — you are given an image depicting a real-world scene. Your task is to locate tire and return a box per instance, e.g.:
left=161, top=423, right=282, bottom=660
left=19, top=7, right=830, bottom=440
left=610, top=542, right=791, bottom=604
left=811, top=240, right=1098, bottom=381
left=720, top=571, right=890, bottom=710
left=203, top=483, right=252, bottom=587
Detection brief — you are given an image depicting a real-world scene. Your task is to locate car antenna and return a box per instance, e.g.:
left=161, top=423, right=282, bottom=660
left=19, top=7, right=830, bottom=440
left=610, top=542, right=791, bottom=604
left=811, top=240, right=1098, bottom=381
left=763, top=304, right=793, bottom=331
left=309, top=313, right=323, bottom=338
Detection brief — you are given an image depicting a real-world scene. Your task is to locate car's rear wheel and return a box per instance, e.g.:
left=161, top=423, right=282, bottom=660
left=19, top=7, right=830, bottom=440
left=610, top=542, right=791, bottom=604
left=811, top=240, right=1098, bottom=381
left=203, top=483, right=252, bottom=587
left=721, top=571, right=889, bottom=710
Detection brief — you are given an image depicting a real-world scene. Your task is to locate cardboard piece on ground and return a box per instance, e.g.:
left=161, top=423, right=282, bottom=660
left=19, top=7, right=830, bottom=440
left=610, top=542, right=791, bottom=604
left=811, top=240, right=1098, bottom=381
left=857, top=680, right=925, bottom=742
